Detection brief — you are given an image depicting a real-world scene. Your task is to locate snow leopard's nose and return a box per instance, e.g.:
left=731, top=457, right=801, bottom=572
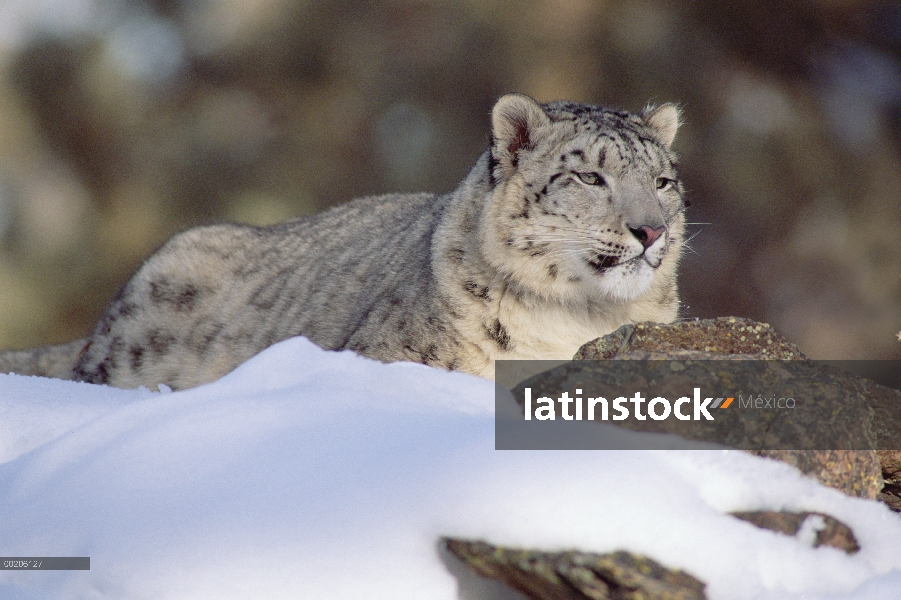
left=628, top=225, right=666, bottom=249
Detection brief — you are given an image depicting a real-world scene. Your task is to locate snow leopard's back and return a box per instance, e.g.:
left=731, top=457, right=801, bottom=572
left=68, top=192, right=464, bottom=389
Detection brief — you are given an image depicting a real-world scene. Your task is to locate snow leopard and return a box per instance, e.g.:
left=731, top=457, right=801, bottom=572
left=0, top=93, right=686, bottom=389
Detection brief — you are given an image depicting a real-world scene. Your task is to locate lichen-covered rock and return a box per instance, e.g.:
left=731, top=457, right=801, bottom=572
left=877, top=450, right=901, bottom=511
left=550, top=318, right=901, bottom=505
left=444, top=538, right=707, bottom=600
left=751, top=450, right=883, bottom=501
left=574, top=318, right=804, bottom=361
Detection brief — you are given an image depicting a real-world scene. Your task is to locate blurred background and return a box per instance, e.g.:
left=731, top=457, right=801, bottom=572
left=0, top=0, right=898, bottom=359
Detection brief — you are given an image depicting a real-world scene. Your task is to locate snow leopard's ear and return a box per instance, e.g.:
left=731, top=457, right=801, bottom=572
left=491, top=94, right=551, bottom=177
left=642, top=103, right=681, bottom=149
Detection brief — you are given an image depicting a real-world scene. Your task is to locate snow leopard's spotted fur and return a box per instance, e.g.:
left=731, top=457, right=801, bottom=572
left=0, top=94, right=686, bottom=389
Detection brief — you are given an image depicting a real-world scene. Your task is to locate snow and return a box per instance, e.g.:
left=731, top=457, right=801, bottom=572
left=1, top=336, right=900, bottom=599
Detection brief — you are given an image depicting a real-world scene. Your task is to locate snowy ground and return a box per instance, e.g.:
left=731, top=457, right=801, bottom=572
left=1, top=337, right=900, bottom=600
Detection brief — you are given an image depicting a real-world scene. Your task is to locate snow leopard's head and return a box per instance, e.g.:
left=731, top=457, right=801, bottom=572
left=482, top=93, right=686, bottom=310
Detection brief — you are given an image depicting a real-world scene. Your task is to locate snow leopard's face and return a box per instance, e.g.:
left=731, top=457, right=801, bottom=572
left=484, top=95, right=686, bottom=306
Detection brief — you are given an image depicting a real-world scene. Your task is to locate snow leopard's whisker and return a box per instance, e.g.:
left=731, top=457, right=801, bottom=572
left=683, top=230, right=701, bottom=244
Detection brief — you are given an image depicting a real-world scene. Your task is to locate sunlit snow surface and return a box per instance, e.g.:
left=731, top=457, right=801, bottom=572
left=1, top=337, right=900, bottom=599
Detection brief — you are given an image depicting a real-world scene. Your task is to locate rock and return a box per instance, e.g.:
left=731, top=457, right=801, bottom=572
left=752, top=450, right=882, bottom=501
left=730, top=511, right=860, bottom=554
left=877, top=450, right=901, bottom=511
left=443, top=538, right=707, bottom=600
left=529, top=317, right=901, bottom=505
left=574, top=318, right=804, bottom=361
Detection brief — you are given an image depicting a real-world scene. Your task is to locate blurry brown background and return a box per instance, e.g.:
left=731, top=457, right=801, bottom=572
left=0, top=0, right=898, bottom=359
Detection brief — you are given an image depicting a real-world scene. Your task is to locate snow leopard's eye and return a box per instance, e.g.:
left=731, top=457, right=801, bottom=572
left=575, top=172, right=603, bottom=186
left=656, top=177, right=675, bottom=190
